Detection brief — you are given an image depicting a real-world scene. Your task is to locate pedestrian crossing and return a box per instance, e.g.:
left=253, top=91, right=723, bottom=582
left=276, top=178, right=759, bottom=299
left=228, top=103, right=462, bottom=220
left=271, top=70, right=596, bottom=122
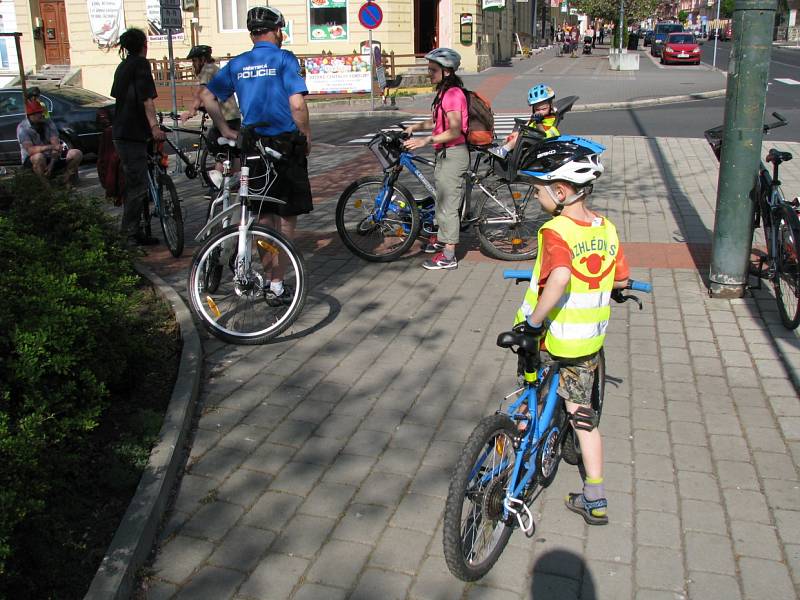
left=345, top=114, right=532, bottom=145
left=775, top=78, right=800, bottom=86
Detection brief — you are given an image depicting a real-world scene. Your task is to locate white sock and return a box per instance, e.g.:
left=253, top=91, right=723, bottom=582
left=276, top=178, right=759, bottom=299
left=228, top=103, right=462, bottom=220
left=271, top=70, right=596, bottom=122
left=270, top=280, right=284, bottom=296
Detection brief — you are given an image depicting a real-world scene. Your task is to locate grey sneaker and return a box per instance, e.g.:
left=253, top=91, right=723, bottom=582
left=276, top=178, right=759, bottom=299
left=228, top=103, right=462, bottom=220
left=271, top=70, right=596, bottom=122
left=264, top=282, right=294, bottom=307
left=421, top=235, right=445, bottom=254
left=422, top=252, right=457, bottom=270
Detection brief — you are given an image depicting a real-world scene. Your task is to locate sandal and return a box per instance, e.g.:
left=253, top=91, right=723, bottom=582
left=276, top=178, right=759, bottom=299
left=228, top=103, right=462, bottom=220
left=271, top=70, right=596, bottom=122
left=565, top=492, right=608, bottom=525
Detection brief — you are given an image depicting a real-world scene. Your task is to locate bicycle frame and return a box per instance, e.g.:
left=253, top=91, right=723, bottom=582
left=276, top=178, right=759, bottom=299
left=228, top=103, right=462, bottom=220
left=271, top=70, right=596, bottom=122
left=145, top=152, right=165, bottom=218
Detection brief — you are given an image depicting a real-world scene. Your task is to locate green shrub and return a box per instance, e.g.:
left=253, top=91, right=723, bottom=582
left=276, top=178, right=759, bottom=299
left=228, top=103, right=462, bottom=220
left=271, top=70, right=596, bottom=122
left=0, top=173, right=160, bottom=590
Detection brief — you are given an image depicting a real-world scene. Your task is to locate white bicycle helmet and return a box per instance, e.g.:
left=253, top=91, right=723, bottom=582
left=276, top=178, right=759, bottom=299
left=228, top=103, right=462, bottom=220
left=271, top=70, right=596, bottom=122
left=520, top=136, right=605, bottom=187
left=424, top=47, right=461, bottom=70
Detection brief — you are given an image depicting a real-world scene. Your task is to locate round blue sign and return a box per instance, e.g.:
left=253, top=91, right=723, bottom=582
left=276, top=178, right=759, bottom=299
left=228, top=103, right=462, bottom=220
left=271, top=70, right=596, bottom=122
left=358, top=2, right=383, bottom=30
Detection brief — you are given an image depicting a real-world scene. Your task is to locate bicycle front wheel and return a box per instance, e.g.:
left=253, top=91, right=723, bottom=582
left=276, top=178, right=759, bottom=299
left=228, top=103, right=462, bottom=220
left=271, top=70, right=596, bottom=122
left=773, top=205, right=800, bottom=329
left=158, top=175, right=184, bottom=257
left=335, top=177, right=421, bottom=262
left=188, top=224, right=307, bottom=344
left=475, top=182, right=548, bottom=261
left=443, top=414, right=517, bottom=582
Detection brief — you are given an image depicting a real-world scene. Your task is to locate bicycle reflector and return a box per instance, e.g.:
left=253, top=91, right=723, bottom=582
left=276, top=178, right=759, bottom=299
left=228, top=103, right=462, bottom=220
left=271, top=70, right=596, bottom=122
left=205, top=296, right=221, bottom=319
left=257, top=240, right=279, bottom=255
left=157, top=142, right=169, bottom=168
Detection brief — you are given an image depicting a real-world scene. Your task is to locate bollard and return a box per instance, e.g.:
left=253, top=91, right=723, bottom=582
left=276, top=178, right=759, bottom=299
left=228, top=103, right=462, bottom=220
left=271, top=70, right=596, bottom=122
left=708, top=0, right=777, bottom=298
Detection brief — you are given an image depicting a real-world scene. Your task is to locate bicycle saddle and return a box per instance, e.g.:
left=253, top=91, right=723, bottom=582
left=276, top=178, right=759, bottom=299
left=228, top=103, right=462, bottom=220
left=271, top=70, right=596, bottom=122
left=767, top=149, right=792, bottom=164
left=217, top=137, right=236, bottom=147
left=496, top=331, right=540, bottom=353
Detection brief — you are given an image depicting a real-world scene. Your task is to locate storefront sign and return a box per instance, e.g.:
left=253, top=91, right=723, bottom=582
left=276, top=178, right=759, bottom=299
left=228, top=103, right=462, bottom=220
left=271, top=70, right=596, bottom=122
left=87, top=0, right=125, bottom=48
left=303, top=54, right=371, bottom=94
left=146, top=0, right=184, bottom=41
left=460, top=13, right=474, bottom=45
left=309, top=0, right=346, bottom=7
left=310, top=23, right=348, bottom=40
left=482, top=0, right=505, bottom=10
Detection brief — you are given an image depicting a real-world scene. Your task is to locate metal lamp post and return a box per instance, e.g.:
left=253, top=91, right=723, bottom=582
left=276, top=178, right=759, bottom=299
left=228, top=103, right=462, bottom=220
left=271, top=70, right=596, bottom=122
left=712, top=0, right=722, bottom=68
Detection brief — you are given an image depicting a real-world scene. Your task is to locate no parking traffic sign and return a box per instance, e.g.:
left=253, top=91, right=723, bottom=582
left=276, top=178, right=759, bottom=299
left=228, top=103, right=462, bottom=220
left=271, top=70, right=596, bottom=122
left=358, top=2, right=383, bottom=30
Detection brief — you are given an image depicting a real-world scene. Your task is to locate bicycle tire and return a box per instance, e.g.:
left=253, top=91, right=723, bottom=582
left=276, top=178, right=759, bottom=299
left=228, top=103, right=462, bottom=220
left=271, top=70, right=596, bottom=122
left=773, top=204, right=800, bottom=329
left=335, top=176, right=421, bottom=262
left=199, top=146, right=220, bottom=194
left=158, top=175, right=184, bottom=257
left=187, top=224, right=307, bottom=344
left=475, top=182, right=547, bottom=261
left=443, top=414, right=517, bottom=582
left=562, top=348, right=605, bottom=466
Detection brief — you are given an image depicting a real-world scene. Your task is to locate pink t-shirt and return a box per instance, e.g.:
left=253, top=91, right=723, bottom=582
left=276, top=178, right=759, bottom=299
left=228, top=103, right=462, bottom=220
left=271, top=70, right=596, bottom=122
left=433, top=87, right=468, bottom=150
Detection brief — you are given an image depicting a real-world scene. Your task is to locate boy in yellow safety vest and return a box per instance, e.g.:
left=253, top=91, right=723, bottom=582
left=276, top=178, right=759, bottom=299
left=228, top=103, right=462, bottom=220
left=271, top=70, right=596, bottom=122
left=514, top=138, right=630, bottom=525
left=489, top=83, right=560, bottom=161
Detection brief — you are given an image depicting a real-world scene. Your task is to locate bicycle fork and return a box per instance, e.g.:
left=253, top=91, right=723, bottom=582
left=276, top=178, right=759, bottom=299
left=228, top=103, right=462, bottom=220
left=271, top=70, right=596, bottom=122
left=235, top=166, right=255, bottom=286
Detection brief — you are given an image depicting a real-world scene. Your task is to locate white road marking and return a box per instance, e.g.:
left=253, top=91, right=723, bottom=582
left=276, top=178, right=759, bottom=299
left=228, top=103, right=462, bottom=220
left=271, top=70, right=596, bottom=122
left=774, top=78, right=800, bottom=85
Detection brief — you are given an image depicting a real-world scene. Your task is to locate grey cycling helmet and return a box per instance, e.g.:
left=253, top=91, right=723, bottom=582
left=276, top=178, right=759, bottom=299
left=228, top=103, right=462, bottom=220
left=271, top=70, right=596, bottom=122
left=424, top=47, right=461, bottom=71
left=247, top=6, right=285, bottom=33
left=187, top=45, right=212, bottom=59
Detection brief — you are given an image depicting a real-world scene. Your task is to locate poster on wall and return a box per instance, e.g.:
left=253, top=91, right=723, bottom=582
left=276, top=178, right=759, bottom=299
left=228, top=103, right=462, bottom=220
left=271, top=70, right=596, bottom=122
left=87, top=0, right=126, bottom=48
left=281, top=20, right=293, bottom=45
left=482, top=0, right=506, bottom=10
left=146, top=0, right=184, bottom=42
left=0, top=0, right=19, bottom=72
left=303, top=55, right=370, bottom=94
left=309, top=0, right=348, bottom=41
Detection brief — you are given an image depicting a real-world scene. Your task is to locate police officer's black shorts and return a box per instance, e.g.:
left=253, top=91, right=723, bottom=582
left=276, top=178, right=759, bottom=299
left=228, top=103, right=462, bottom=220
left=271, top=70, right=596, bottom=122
left=251, top=132, right=313, bottom=218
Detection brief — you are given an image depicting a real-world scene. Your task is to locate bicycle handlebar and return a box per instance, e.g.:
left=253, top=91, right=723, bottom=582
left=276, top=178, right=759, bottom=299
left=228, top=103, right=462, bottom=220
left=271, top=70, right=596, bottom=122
left=502, top=269, right=651, bottom=308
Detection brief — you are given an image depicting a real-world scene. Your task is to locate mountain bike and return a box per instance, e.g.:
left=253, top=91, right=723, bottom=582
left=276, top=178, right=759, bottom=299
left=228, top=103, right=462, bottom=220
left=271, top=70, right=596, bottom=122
left=705, top=112, right=800, bottom=329
left=336, top=96, right=580, bottom=263
left=336, top=130, right=545, bottom=262
left=141, top=136, right=183, bottom=257
left=156, top=110, right=221, bottom=192
left=187, top=123, right=308, bottom=344
left=442, top=269, right=651, bottom=581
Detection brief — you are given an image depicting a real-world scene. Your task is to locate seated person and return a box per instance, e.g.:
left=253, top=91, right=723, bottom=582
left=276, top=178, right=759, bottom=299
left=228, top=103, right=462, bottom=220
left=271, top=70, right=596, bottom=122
left=17, top=99, right=82, bottom=185
left=489, top=84, right=560, bottom=160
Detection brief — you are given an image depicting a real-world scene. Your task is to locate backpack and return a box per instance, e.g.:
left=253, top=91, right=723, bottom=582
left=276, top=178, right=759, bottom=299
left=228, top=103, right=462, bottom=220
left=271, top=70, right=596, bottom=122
left=464, top=89, right=495, bottom=146
left=436, top=87, right=495, bottom=147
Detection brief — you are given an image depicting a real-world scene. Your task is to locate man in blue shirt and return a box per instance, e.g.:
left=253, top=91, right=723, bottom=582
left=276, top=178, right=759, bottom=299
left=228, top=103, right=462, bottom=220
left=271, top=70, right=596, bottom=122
left=201, top=5, right=312, bottom=306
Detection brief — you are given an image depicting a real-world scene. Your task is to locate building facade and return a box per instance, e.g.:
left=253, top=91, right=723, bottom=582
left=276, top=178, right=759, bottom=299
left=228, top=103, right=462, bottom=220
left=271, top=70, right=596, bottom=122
left=7, top=0, right=535, bottom=96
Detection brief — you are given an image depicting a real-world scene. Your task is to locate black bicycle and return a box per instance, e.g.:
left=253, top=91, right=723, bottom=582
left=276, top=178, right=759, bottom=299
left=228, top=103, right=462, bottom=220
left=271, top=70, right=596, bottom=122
left=141, top=136, right=183, bottom=257
left=705, top=112, right=800, bottom=328
left=157, top=110, right=222, bottom=192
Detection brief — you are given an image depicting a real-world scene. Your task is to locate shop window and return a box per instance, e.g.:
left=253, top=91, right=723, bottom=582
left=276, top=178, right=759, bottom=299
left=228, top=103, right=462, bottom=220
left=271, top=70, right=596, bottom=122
left=218, top=0, right=248, bottom=31
left=309, top=0, right=348, bottom=42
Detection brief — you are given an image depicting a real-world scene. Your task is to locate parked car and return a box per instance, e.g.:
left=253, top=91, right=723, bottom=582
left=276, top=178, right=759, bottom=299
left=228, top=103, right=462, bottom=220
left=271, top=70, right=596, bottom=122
left=0, top=85, right=115, bottom=165
left=718, top=23, right=732, bottom=41
left=650, top=22, right=684, bottom=57
left=661, top=32, right=702, bottom=65
left=643, top=30, right=655, bottom=46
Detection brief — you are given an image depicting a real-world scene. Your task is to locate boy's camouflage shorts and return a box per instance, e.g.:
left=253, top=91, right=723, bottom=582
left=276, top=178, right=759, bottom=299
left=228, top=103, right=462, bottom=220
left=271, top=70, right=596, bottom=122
left=542, top=352, right=600, bottom=406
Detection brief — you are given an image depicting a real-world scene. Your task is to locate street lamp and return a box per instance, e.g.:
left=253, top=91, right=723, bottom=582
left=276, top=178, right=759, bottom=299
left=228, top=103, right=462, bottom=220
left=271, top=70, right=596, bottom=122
left=713, top=0, right=721, bottom=68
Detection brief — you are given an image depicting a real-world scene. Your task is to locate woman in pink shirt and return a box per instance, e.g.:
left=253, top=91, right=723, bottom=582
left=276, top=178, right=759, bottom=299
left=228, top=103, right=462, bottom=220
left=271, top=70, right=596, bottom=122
left=403, top=48, right=469, bottom=270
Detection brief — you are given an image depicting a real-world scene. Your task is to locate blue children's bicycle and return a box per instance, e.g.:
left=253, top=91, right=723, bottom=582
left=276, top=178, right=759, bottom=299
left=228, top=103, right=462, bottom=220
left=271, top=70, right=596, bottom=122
left=442, top=269, right=651, bottom=581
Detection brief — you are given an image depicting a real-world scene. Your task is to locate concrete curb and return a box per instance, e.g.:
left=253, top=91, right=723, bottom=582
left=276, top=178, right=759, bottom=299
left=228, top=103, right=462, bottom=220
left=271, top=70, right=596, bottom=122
left=84, top=263, right=203, bottom=600
left=307, top=89, right=728, bottom=120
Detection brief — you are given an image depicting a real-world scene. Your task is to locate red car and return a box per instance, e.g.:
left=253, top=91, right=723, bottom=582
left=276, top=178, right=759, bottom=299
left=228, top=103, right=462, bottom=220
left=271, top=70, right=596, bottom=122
left=660, top=33, right=702, bottom=65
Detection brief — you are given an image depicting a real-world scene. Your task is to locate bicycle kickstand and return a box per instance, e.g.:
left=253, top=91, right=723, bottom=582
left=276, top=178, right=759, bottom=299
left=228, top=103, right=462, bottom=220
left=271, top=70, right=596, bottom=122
left=504, top=496, right=536, bottom=538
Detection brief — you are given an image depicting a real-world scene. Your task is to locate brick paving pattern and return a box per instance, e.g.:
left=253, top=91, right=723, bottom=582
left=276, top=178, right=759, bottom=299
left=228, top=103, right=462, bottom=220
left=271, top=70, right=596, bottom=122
left=75, top=133, right=800, bottom=599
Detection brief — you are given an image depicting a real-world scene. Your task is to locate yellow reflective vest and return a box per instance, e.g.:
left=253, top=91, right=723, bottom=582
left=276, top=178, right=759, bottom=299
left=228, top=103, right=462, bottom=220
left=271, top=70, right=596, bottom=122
left=515, top=215, right=620, bottom=358
left=527, top=115, right=559, bottom=139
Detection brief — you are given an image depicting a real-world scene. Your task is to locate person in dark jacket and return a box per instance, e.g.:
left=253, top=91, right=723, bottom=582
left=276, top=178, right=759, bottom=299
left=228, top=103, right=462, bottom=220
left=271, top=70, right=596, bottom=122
left=110, top=28, right=166, bottom=246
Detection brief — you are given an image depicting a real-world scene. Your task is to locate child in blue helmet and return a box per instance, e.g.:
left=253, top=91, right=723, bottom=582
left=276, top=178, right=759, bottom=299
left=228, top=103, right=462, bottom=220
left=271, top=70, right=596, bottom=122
left=489, top=84, right=559, bottom=160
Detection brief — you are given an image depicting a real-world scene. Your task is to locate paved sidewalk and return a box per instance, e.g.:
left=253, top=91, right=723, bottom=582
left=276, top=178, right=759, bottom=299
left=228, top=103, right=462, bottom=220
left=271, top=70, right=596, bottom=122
left=78, top=133, right=800, bottom=600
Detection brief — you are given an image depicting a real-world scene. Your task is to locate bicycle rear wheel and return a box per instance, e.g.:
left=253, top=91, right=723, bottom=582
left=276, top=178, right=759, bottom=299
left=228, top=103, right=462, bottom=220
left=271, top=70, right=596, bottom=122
left=443, top=414, right=517, bottom=582
left=335, top=177, right=421, bottom=262
left=187, top=224, right=307, bottom=344
left=158, top=175, right=184, bottom=257
left=773, top=205, right=800, bottom=329
left=475, top=182, right=547, bottom=261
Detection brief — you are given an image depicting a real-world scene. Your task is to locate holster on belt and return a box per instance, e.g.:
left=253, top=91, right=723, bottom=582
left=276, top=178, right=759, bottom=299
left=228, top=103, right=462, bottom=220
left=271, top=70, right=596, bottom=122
left=261, top=131, right=308, bottom=159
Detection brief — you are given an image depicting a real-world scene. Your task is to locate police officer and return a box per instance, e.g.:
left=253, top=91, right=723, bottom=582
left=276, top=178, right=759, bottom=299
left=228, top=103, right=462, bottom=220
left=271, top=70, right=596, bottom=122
left=200, top=5, right=311, bottom=306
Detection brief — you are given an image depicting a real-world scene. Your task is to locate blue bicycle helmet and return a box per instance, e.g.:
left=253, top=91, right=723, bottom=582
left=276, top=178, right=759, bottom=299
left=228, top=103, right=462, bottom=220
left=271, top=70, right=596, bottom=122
left=528, top=84, right=556, bottom=106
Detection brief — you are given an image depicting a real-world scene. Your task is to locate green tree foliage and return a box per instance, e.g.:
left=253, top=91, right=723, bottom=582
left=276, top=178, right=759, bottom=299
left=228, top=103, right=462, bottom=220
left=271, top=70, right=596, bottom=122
left=721, top=0, right=734, bottom=18
left=573, top=0, right=660, bottom=23
left=0, top=174, right=158, bottom=590
left=678, top=10, right=689, bottom=23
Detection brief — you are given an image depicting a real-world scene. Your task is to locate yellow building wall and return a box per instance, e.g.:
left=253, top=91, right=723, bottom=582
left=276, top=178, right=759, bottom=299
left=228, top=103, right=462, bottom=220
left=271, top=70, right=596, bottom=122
left=15, top=1, right=39, bottom=72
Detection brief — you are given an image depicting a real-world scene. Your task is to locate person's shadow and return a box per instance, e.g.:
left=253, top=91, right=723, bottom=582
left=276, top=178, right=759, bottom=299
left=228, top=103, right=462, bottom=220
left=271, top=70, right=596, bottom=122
left=529, top=549, right=597, bottom=600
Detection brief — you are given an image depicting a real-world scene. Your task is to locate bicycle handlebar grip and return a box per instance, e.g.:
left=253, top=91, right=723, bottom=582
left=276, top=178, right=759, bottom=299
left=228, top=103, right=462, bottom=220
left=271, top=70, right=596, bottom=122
left=503, top=269, right=533, bottom=280
left=628, top=280, right=652, bottom=293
